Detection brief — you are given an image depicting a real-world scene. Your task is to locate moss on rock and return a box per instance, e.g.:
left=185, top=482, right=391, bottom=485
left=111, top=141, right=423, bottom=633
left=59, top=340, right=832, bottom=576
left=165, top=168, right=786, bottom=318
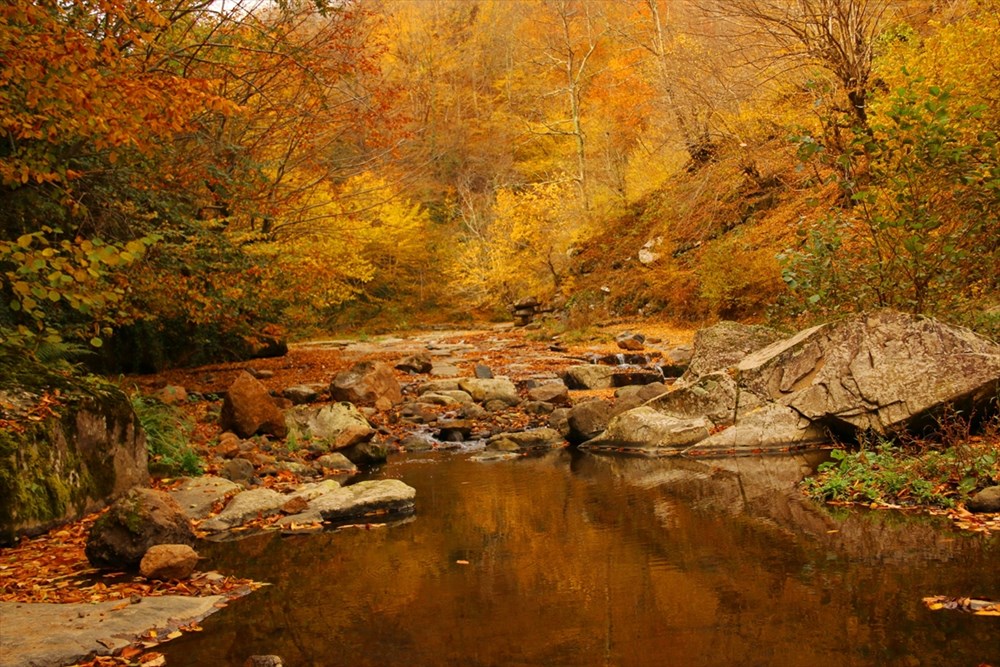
left=0, top=383, right=149, bottom=545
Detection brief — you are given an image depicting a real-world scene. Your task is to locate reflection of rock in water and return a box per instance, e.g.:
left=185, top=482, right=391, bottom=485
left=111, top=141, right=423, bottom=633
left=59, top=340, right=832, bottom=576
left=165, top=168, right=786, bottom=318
left=573, top=451, right=996, bottom=565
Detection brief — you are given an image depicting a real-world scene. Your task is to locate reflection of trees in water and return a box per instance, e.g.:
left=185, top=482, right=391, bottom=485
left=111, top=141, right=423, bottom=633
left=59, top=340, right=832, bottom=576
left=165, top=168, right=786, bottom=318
left=164, top=453, right=999, bottom=666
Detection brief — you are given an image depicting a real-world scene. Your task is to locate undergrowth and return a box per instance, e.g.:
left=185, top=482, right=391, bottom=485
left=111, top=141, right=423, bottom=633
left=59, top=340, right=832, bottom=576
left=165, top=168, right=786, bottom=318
left=130, top=393, right=202, bottom=477
left=803, top=415, right=1000, bottom=509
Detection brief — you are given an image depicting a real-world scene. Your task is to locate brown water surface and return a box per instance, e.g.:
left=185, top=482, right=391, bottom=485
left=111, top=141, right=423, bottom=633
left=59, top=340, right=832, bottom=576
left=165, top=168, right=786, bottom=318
left=162, top=451, right=999, bottom=666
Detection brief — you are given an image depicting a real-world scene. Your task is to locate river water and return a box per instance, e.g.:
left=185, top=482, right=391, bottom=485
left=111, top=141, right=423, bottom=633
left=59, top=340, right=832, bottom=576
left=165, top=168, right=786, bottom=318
left=162, top=451, right=999, bottom=666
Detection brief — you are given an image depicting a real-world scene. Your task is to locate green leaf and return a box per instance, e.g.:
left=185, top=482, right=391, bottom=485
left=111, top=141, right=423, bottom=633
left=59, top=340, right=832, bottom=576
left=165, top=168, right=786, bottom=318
left=89, top=337, right=103, bottom=348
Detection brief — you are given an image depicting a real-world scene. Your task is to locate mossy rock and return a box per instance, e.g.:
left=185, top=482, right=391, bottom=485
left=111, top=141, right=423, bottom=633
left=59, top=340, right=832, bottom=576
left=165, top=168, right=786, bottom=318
left=0, top=382, right=148, bottom=545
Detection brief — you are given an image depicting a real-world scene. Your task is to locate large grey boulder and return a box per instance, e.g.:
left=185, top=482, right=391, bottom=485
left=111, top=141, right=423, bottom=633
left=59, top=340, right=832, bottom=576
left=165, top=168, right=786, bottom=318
left=527, top=381, right=570, bottom=405
left=85, top=489, right=195, bottom=570
left=583, top=310, right=1000, bottom=455
left=967, top=486, right=1000, bottom=513
left=0, top=596, right=226, bottom=667
left=0, top=385, right=148, bottom=545
left=735, top=311, right=1000, bottom=435
left=285, top=403, right=374, bottom=452
left=681, top=321, right=785, bottom=382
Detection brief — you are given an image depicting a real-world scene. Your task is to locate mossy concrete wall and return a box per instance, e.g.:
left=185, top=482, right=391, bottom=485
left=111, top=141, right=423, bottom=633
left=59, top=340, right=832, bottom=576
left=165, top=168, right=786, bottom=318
left=0, top=385, right=149, bottom=544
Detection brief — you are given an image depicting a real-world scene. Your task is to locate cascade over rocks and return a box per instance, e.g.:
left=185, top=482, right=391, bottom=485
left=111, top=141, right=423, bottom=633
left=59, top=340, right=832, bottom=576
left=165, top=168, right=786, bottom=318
left=583, top=311, right=1000, bottom=454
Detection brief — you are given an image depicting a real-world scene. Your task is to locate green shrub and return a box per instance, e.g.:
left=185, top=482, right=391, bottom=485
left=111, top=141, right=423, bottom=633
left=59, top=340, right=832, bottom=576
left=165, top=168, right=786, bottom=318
left=804, top=432, right=999, bottom=509
left=130, top=393, right=202, bottom=477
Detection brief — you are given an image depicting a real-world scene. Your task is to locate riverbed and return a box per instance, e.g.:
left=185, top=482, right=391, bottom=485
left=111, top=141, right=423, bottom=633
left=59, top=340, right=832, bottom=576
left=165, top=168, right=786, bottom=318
left=162, top=451, right=999, bottom=666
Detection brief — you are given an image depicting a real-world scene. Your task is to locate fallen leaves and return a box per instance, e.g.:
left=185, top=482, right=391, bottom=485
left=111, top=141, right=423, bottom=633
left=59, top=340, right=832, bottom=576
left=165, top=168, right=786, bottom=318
left=0, top=508, right=264, bottom=606
left=922, top=596, right=1000, bottom=616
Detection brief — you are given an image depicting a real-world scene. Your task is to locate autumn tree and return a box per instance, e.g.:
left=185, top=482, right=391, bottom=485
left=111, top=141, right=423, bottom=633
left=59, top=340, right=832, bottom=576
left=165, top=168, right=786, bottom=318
left=780, top=2, right=1000, bottom=325
left=701, top=0, right=890, bottom=133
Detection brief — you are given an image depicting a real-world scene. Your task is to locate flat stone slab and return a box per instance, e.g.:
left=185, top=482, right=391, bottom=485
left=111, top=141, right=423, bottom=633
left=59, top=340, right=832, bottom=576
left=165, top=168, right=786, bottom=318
left=278, top=479, right=416, bottom=526
left=168, top=476, right=240, bottom=520
left=0, top=595, right=225, bottom=667
left=200, top=488, right=285, bottom=533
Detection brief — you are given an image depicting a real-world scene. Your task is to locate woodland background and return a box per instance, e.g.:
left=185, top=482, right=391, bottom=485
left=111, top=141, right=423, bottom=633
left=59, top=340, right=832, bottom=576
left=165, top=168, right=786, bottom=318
left=2, top=0, right=998, bottom=373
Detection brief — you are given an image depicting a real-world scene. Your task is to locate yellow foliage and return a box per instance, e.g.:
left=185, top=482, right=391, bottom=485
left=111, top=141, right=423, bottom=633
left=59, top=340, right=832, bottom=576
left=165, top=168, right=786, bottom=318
left=451, top=181, right=576, bottom=308
left=697, top=234, right=784, bottom=319
left=245, top=171, right=434, bottom=327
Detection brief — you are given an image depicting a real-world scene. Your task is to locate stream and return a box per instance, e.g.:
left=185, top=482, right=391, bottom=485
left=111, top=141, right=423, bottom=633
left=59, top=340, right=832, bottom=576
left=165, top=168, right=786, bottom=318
left=161, top=451, right=999, bottom=666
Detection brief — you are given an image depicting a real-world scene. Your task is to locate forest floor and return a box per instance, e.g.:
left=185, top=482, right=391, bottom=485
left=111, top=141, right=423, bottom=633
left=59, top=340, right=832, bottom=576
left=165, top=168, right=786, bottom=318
left=1, top=319, right=997, bottom=666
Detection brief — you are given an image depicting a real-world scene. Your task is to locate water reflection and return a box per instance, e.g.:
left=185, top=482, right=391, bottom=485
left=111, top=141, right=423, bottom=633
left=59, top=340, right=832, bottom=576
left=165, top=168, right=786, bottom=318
left=163, top=452, right=999, bottom=666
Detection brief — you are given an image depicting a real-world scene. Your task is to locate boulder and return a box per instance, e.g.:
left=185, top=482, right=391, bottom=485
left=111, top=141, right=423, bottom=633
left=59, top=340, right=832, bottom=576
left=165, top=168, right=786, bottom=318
left=245, top=657, right=284, bottom=667
left=396, top=353, right=433, bottom=374
left=686, top=403, right=828, bottom=454
left=527, top=381, right=570, bottom=405
left=616, top=332, right=646, bottom=351
left=342, top=440, right=390, bottom=465
left=645, top=372, right=761, bottom=427
left=154, top=385, right=187, bottom=405
left=85, top=489, right=195, bottom=570
left=0, top=384, right=148, bottom=545
left=417, top=379, right=464, bottom=394
left=220, top=458, right=255, bottom=484
left=167, top=476, right=240, bottom=520
left=967, top=486, right=1000, bottom=513
left=282, top=385, right=322, bottom=405
left=614, top=382, right=669, bottom=413
left=474, top=364, right=494, bottom=379
left=430, top=363, right=462, bottom=377
left=313, top=453, right=358, bottom=473
left=735, top=311, right=1000, bottom=436
left=400, top=432, right=437, bottom=452
left=486, top=428, right=566, bottom=452
left=567, top=400, right=613, bottom=444
left=330, top=361, right=402, bottom=406
left=581, top=408, right=711, bottom=453
left=140, top=544, right=199, bottom=580
left=523, top=400, right=555, bottom=415
left=419, top=390, right=474, bottom=406
left=285, top=403, right=374, bottom=452
left=220, top=372, right=287, bottom=438
left=458, top=378, right=520, bottom=406
left=436, top=419, right=475, bottom=441
left=561, top=365, right=616, bottom=390
left=399, top=402, right=439, bottom=424
left=681, top=321, right=785, bottom=382
left=548, top=408, right=571, bottom=439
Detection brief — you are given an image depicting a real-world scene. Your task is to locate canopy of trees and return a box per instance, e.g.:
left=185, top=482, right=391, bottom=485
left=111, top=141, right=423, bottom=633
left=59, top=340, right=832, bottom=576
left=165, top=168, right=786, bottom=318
left=2, top=0, right=997, bottom=370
